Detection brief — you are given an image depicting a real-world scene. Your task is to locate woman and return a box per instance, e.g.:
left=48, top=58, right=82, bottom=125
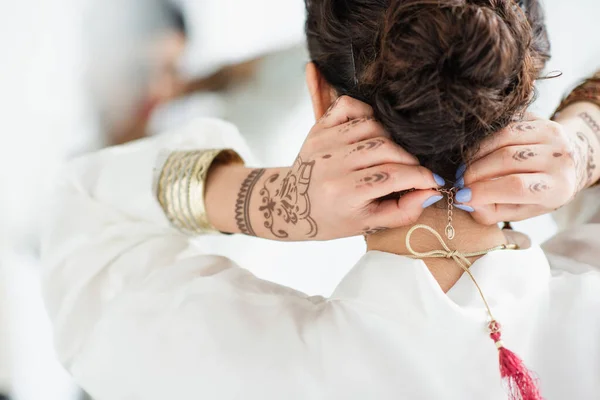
left=42, top=1, right=600, bottom=399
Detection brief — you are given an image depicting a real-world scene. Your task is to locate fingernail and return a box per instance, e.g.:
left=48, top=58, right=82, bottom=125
left=455, top=163, right=467, bottom=179
left=455, top=176, right=465, bottom=189
left=455, top=204, right=475, bottom=213
left=455, top=188, right=472, bottom=203
left=422, top=195, right=444, bottom=209
left=433, top=173, right=445, bottom=187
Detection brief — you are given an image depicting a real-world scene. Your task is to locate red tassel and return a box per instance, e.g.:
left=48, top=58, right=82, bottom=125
left=489, top=321, right=543, bottom=400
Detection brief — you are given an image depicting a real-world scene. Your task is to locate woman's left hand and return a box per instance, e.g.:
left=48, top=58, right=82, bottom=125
left=455, top=116, right=584, bottom=225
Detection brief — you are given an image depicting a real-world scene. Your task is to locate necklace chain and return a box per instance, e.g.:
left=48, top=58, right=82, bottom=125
left=436, top=187, right=457, bottom=240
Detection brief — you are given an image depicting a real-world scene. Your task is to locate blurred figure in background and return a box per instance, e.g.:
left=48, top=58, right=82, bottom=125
left=85, top=0, right=367, bottom=299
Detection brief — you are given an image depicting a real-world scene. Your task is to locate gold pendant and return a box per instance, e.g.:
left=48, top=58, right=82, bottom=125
left=445, top=224, right=455, bottom=240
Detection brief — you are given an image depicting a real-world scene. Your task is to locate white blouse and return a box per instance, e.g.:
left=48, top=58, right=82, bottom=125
left=42, top=118, right=600, bottom=400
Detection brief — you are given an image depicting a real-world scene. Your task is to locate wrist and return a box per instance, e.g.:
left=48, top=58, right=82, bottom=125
left=554, top=102, right=600, bottom=190
left=205, top=165, right=294, bottom=238
left=205, top=164, right=254, bottom=233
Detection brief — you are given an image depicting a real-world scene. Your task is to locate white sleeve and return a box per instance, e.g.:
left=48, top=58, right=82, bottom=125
left=542, top=186, right=600, bottom=268
left=41, top=118, right=323, bottom=398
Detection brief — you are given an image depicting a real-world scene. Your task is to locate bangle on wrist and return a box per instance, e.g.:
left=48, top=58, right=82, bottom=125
left=157, top=149, right=244, bottom=234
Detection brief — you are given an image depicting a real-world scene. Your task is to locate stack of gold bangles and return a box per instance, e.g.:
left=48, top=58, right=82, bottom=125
left=157, top=149, right=244, bottom=234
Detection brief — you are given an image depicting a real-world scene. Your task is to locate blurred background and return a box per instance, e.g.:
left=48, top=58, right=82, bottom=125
left=0, top=0, right=598, bottom=399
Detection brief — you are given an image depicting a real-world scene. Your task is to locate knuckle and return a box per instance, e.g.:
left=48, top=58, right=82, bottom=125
left=508, top=175, right=527, bottom=196
left=398, top=208, right=419, bottom=226
left=548, top=120, right=564, bottom=137
left=558, top=169, right=577, bottom=197
left=381, top=165, right=400, bottom=181
left=336, top=95, right=352, bottom=109
left=556, top=141, right=572, bottom=158
left=501, top=147, right=514, bottom=166
left=363, top=118, right=382, bottom=134
left=416, top=166, right=433, bottom=184
left=378, top=137, right=396, bottom=152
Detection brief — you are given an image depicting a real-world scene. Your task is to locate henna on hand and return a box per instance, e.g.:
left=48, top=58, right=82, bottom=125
left=529, top=182, right=550, bottom=193
left=356, top=171, right=390, bottom=189
left=514, top=124, right=535, bottom=132
left=235, top=169, right=266, bottom=236
left=362, top=227, right=388, bottom=235
left=348, top=138, right=385, bottom=155
left=573, top=131, right=596, bottom=189
left=512, top=148, right=537, bottom=161
left=318, top=97, right=341, bottom=123
left=567, top=132, right=592, bottom=192
left=258, top=157, right=319, bottom=239
left=580, top=112, right=600, bottom=134
left=338, top=118, right=364, bottom=134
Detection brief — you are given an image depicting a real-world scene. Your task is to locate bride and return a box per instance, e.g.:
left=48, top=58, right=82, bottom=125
left=43, top=0, right=600, bottom=399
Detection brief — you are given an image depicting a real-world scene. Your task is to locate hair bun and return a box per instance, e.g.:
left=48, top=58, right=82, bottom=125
left=306, top=0, right=550, bottom=182
left=361, top=0, right=541, bottom=177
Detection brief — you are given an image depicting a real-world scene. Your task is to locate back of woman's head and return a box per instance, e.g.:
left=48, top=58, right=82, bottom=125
left=305, top=0, right=550, bottom=182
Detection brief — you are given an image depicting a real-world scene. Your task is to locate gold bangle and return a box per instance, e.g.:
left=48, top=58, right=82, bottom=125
left=157, top=149, right=244, bottom=234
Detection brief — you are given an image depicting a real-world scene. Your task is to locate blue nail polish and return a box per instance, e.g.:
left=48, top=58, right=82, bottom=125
left=422, top=195, right=444, bottom=209
left=455, top=163, right=467, bottom=179
left=455, top=204, right=475, bottom=213
left=455, top=188, right=472, bottom=203
left=455, top=176, right=465, bottom=189
left=433, top=173, right=445, bottom=187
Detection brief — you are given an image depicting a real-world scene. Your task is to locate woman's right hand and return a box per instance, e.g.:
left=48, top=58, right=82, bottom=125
left=206, top=96, right=444, bottom=241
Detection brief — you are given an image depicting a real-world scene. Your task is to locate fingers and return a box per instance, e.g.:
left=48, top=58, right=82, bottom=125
left=341, top=137, right=419, bottom=170
left=332, top=117, right=392, bottom=144
left=318, top=96, right=375, bottom=129
left=350, top=164, right=443, bottom=202
left=456, top=173, right=570, bottom=208
left=464, top=145, right=554, bottom=185
left=365, top=189, right=441, bottom=229
left=471, top=120, right=559, bottom=162
left=470, top=204, right=548, bottom=226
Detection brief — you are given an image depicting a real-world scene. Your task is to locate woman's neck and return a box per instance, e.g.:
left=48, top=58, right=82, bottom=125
left=365, top=207, right=508, bottom=292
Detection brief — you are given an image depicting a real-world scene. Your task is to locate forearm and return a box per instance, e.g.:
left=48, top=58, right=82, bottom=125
left=206, top=162, right=320, bottom=241
left=553, top=102, right=600, bottom=189
left=205, top=164, right=284, bottom=238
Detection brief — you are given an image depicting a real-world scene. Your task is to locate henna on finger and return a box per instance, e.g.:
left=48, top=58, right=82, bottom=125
left=338, top=117, right=365, bottom=134
left=529, top=182, right=550, bottom=193
left=514, top=123, right=536, bottom=133
left=362, top=227, right=388, bottom=235
left=348, top=138, right=385, bottom=155
left=356, top=171, right=390, bottom=189
left=512, top=148, right=537, bottom=161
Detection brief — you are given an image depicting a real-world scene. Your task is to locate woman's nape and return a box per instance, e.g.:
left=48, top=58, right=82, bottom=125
left=304, top=0, right=551, bottom=290
left=306, top=64, right=509, bottom=292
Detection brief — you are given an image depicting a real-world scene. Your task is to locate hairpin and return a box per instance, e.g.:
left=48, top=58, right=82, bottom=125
left=350, top=40, right=359, bottom=87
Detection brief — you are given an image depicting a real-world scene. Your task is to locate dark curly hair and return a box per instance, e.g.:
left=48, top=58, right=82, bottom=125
left=305, top=0, right=550, bottom=183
